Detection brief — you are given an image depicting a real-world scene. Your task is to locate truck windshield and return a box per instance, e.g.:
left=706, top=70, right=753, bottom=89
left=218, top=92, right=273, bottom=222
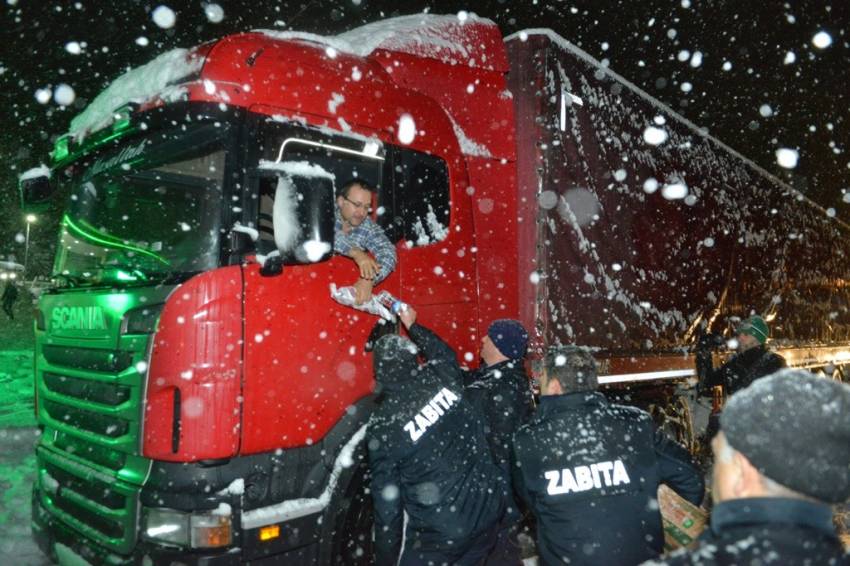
left=54, top=130, right=225, bottom=285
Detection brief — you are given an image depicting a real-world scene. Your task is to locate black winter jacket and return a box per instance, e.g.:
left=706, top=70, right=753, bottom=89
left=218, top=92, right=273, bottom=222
left=512, top=392, right=705, bottom=566
left=698, top=344, right=786, bottom=396
left=645, top=497, right=849, bottom=565
left=463, top=360, right=534, bottom=472
left=367, top=324, right=506, bottom=565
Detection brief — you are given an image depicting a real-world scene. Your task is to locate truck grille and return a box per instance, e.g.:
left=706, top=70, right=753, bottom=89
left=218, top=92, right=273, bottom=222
left=44, top=400, right=130, bottom=438
left=44, top=344, right=134, bottom=373
left=44, top=372, right=132, bottom=406
left=45, top=462, right=126, bottom=509
left=36, top=341, right=152, bottom=555
left=54, top=497, right=125, bottom=540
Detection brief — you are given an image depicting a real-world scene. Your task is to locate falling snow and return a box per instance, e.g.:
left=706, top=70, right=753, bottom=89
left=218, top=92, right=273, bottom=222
left=4, top=7, right=850, bottom=565
left=152, top=5, right=177, bottom=29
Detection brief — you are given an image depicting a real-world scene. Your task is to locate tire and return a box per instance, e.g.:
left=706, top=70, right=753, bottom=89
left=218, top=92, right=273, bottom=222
left=318, top=450, right=375, bottom=565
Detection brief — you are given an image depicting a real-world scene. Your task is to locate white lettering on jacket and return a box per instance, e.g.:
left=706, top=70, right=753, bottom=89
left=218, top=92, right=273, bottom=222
left=402, top=387, right=459, bottom=443
left=544, top=460, right=631, bottom=495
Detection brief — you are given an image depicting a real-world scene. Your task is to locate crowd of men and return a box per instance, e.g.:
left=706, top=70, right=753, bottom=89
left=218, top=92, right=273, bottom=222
left=333, top=179, right=850, bottom=565
left=365, top=310, right=850, bottom=566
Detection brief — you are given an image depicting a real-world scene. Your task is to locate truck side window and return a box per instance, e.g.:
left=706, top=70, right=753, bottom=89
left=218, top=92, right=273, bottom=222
left=254, top=123, right=389, bottom=255
left=392, top=148, right=450, bottom=247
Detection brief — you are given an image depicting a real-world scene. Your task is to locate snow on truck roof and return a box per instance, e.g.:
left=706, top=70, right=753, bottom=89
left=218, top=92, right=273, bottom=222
left=260, top=12, right=501, bottom=67
left=69, top=48, right=204, bottom=139
left=67, top=13, right=501, bottom=140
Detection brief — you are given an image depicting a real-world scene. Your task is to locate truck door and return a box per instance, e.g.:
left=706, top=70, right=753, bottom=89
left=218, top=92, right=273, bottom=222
left=389, top=147, right=479, bottom=363
left=240, top=122, right=396, bottom=455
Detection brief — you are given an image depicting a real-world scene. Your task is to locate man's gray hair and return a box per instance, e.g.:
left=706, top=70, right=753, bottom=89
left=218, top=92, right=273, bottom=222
left=716, top=432, right=816, bottom=502
left=544, top=345, right=598, bottom=392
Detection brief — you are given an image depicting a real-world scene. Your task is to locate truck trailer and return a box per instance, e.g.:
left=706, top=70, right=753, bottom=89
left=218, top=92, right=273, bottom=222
left=20, top=13, right=850, bottom=565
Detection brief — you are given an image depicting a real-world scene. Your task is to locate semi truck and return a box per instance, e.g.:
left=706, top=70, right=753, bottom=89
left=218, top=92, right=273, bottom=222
left=20, top=13, right=850, bottom=565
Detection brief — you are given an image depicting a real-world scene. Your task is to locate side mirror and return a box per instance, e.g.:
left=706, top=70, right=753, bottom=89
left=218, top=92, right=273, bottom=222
left=19, top=167, right=55, bottom=212
left=259, top=255, right=284, bottom=277
left=270, top=173, right=335, bottom=265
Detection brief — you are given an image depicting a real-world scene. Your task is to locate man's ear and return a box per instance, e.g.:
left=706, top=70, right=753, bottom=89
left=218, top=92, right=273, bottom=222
left=733, top=450, right=764, bottom=498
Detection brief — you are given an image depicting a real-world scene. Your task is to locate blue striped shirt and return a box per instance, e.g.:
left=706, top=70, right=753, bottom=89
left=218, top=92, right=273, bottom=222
left=334, top=213, right=397, bottom=283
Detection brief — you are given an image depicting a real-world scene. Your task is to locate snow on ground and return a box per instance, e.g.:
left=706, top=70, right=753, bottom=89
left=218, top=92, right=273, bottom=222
left=0, top=426, right=52, bottom=565
left=0, top=349, right=53, bottom=564
left=0, top=350, right=37, bottom=428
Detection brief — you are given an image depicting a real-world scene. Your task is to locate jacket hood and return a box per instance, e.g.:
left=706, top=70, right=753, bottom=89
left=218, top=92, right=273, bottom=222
left=373, top=334, right=420, bottom=390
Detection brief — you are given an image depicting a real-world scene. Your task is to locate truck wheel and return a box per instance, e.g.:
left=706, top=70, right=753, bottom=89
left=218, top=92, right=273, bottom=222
left=650, top=395, right=696, bottom=453
left=319, top=457, right=375, bottom=565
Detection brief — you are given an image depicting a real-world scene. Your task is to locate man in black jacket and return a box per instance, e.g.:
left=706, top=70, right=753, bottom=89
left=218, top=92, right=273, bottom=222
left=2, top=280, right=18, bottom=319
left=697, top=314, right=786, bottom=397
left=697, top=315, right=786, bottom=441
left=463, top=319, right=534, bottom=564
left=512, top=345, right=705, bottom=566
left=368, top=307, right=507, bottom=565
left=463, top=319, right=533, bottom=474
left=645, top=370, right=850, bottom=565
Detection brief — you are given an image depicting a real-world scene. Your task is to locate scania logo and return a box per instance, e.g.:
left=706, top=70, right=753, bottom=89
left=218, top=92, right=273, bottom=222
left=51, top=306, right=107, bottom=331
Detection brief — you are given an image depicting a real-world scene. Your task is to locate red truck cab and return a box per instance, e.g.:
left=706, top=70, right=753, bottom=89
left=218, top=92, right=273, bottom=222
left=26, top=15, right=518, bottom=565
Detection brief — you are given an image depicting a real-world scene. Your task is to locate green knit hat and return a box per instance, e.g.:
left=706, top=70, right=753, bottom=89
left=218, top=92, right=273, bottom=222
left=736, top=315, right=769, bottom=344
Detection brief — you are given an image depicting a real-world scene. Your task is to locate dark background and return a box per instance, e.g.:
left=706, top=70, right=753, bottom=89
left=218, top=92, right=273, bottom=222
left=2, top=0, right=848, bottom=277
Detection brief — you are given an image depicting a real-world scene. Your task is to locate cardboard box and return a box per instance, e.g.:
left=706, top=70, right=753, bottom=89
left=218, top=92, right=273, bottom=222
left=658, top=484, right=708, bottom=551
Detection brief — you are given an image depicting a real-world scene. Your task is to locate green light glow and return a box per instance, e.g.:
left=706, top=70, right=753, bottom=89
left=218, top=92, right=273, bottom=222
left=113, top=115, right=132, bottom=133
left=51, top=122, right=138, bottom=166
left=101, top=293, right=132, bottom=315
left=63, top=214, right=170, bottom=266
left=53, top=136, right=70, bottom=162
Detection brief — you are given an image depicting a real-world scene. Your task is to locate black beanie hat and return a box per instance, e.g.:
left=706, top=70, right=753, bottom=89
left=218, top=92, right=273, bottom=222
left=373, top=334, right=419, bottom=389
left=721, top=369, right=850, bottom=503
left=487, top=319, right=528, bottom=360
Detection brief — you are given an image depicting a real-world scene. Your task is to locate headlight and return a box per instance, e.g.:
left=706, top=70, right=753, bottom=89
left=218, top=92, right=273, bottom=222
left=143, top=508, right=188, bottom=547
left=142, top=507, right=232, bottom=548
left=121, top=303, right=164, bottom=335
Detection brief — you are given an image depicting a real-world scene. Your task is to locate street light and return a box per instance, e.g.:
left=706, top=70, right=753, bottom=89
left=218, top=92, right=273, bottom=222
left=24, top=214, right=36, bottom=273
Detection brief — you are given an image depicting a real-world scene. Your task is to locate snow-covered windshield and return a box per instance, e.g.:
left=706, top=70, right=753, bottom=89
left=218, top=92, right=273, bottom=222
left=54, top=133, right=225, bottom=285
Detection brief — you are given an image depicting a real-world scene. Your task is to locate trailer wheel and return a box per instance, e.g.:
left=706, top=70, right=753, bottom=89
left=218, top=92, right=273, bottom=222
left=650, top=394, right=697, bottom=454
left=318, top=455, right=375, bottom=565
left=839, top=364, right=850, bottom=383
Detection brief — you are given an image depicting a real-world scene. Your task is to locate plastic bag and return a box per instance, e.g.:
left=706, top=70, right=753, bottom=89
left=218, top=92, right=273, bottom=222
left=330, top=284, right=395, bottom=321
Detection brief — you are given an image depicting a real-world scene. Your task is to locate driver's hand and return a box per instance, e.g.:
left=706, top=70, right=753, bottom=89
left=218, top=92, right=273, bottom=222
left=350, top=249, right=379, bottom=280
left=353, top=277, right=373, bottom=305
left=399, top=306, right=417, bottom=329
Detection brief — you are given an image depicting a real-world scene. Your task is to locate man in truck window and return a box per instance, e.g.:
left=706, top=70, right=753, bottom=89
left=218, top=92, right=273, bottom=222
left=512, top=345, right=705, bottom=566
left=368, top=307, right=507, bottom=565
left=335, top=179, right=397, bottom=304
left=645, top=370, right=850, bottom=566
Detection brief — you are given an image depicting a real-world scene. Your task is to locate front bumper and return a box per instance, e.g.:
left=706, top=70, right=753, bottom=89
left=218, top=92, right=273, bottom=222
left=32, top=487, right=241, bottom=566
left=32, top=486, right=324, bottom=565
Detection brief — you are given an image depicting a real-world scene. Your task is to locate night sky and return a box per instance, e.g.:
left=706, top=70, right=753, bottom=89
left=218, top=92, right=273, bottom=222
left=2, top=0, right=849, bottom=272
